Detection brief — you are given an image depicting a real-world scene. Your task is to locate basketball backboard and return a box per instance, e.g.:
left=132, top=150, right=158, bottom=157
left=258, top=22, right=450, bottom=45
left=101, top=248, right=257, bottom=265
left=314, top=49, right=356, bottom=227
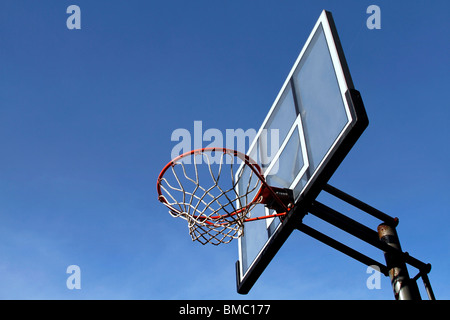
left=235, top=10, right=368, bottom=294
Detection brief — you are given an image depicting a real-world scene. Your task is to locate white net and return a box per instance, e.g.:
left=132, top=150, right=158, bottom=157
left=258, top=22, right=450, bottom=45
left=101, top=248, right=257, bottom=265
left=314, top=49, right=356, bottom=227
left=157, top=149, right=264, bottom=245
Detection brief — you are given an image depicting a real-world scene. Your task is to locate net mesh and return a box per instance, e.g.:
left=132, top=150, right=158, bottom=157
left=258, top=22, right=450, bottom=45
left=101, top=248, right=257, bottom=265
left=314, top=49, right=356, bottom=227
left=158, top=150, right=264, bottom=245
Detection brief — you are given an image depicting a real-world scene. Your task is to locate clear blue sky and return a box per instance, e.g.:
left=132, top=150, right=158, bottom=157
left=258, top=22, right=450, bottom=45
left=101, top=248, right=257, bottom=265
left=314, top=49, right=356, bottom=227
left=0, top=1, right=448, bottom=299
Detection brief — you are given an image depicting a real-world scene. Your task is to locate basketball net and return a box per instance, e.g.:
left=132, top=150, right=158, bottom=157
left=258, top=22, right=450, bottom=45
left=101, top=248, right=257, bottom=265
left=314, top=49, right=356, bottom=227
left=157, top=148, right=292, bottom=245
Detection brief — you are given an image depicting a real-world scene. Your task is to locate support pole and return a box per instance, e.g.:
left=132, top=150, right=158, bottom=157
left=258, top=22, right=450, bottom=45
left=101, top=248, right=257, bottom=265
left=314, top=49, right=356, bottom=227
left=324, top=184, right=399, bottom=227
left=297, top=223, right=389, bottom=276
left=421, top=272, right=436, bottom=300
left=377, top=223, right=421, bottom=300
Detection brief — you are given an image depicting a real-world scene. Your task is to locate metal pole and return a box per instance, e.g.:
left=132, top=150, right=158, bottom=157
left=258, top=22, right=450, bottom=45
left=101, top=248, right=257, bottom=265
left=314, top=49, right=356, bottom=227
left=421, top=272, right=436, bottom=300
left=377, top=223, right=421, bottom=300
left=324, top=184, right=399, bottom=227
left=297, top=223, right=389, bottom=276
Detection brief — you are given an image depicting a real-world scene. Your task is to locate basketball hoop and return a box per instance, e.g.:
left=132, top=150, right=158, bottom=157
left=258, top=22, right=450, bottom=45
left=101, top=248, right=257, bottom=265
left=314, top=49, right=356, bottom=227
left=157, top=148, right=294, bottom=245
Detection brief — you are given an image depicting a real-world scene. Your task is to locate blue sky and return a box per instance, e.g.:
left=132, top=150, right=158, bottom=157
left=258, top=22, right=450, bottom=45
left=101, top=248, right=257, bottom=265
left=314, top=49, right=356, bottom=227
left=0, top=0, right=449, bottom=299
